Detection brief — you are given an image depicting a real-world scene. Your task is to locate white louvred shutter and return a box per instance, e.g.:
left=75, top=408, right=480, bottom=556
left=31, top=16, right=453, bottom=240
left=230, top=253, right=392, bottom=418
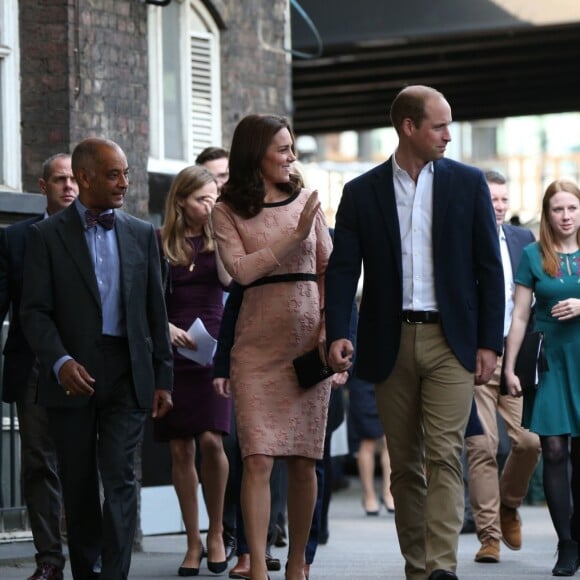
left=190, top=33, right=213, bottom=158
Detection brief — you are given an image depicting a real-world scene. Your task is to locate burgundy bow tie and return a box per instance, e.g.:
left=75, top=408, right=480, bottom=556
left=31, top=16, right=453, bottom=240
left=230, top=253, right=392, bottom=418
left=85, top=210, right=115, bottom=230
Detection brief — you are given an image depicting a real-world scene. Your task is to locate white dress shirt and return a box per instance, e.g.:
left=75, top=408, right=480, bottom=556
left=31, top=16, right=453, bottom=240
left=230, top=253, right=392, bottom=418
left=498, top=225, right=515, bottom=337
left=393, top=153, right=438, bottom=311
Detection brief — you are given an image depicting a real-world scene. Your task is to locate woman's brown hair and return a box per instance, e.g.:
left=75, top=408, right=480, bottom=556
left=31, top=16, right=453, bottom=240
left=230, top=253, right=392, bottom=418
left=539, top=179, right=580, bottom=276
left=219, top=114, right=301, bottom=218
left=161, top=165, right=217, bottom=266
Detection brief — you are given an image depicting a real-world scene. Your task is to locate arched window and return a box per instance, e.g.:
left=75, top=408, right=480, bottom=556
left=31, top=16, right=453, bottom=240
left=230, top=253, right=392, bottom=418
left=148, top=0, right=222, bottom=173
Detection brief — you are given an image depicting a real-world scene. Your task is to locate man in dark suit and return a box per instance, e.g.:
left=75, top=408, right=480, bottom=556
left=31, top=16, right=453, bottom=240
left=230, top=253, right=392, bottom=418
left=20, top=138, right=174, bottom=580
left=325, top=85, right=505, bottom=580
left=465, top=170, right=540, bottom=564
left=0, top=153, right=78, bottom=580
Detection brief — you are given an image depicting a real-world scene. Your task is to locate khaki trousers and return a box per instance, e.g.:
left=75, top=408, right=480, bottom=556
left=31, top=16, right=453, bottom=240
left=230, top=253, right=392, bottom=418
left=465, top=356, right=541, bottom=542
left=375, top=322, right=473, bottom=580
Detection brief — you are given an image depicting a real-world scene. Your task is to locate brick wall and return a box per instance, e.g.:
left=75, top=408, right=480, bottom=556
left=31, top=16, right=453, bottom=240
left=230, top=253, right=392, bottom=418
left=69, top=0, right=149, bottom=217
left=19, top=0, right=72, bottom=193
left=20, top=0, right=150, bottom=217
left=18, top=0, right=293, bottom=214
left=216, top=0, right=293, bottom=147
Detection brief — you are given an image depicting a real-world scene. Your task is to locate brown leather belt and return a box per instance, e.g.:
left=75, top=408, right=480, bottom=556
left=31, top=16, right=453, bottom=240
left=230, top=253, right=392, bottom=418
left=401, top=310, right=440, bottom=324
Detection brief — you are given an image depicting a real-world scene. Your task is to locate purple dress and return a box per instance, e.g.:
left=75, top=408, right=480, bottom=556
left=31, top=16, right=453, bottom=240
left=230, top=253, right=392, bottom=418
left=155, top=235, right=231, bottom=441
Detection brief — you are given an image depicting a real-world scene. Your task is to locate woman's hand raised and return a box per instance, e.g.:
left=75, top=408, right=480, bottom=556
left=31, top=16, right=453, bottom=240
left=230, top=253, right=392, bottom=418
left=295, top=190, right=321, bottom=241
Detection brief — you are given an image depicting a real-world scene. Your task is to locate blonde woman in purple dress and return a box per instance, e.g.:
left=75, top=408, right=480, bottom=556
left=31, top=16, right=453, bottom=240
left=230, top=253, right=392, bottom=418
left=155, top=165, right=232, bottom=576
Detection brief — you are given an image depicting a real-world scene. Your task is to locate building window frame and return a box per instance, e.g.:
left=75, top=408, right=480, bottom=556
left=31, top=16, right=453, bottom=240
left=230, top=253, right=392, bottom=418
left=0, top=0, right=21, bottom=191
left=148, top=0, right=221, bottom=175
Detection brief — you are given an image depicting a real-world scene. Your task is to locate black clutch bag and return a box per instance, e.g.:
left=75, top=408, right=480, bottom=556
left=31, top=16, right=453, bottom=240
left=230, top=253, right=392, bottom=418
left=292, top=348, right=334, bottom=390
left=501, top=330, right=548, bottom=392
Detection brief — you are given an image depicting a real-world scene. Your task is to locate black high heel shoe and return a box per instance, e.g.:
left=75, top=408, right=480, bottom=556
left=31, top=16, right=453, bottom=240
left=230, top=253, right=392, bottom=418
left=552, top=539, right=579, bottom=576
left=178, top=546, right=205, bottom=577
left=207, top=539, right=228, bottom=574
left=207, top=559, right=228, bottom=574
left=380, top=496, right=395, bottom=514
left=362, top=499, right=379, bottom=516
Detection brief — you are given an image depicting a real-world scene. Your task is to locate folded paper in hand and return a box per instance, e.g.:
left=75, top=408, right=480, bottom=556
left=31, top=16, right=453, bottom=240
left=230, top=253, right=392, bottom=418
left=177, top=318, right=217, bottom=366
left=292, top=348, right=334, bottom=390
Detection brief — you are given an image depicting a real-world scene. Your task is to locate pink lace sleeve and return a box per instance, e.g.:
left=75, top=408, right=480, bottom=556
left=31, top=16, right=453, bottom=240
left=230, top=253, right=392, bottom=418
left=315, top=208, right=332, bottom=310
left=212, top=203, right=280, bottom=285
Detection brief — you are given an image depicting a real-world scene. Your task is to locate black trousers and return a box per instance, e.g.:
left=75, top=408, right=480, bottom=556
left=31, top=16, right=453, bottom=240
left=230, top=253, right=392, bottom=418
left=16, top=361, right=64, bottom=569
left=48, top=338, right=147, bottom=580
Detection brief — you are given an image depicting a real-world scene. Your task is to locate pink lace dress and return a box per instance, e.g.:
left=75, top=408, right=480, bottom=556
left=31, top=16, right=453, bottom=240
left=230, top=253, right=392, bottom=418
left=212, top=189, right=333, bottom=459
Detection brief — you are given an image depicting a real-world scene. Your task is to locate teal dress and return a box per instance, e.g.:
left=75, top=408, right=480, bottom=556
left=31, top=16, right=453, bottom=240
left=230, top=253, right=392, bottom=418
left=516, top=242, right=580, bottom=436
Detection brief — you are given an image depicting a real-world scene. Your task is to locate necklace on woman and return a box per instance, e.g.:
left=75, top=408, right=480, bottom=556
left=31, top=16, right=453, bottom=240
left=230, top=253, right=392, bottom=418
left=188, top=236, right=204, bottom=272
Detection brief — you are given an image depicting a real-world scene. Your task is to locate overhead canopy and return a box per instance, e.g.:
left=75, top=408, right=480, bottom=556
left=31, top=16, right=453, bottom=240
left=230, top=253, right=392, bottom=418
left=291, top=0, right=580, bottom=134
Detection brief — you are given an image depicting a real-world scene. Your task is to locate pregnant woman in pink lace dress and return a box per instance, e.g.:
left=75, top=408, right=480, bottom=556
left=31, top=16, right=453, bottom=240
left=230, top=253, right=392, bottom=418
left=212, top=114, right=332, bottom=580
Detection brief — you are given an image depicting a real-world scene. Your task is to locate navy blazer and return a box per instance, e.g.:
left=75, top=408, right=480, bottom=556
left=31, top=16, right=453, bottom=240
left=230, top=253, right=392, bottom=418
left=20, top=204, right=173, bottom=408
left=503, top=223, right=535, bottom=278
left=499, top=223, right=536, bottom=394
left=0, top=215, right=43, bottom=403
left=325, top=157, right=505, bottom=384
left=503, top=222, right=536, bottom=331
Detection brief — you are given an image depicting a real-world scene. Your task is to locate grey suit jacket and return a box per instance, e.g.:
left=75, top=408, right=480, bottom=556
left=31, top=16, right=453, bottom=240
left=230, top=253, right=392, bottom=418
left=20, top=203, right=173, bottom=408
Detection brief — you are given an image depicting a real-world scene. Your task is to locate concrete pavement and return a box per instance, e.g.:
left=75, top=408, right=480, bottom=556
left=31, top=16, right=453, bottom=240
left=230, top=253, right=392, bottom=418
left=0, top=478, right=560, bottom=579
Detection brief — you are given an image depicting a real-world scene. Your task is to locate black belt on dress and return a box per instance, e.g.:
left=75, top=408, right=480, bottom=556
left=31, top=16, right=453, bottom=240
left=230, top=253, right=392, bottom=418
left=246, top=273, right=317, bottom=288
left=401, top=310, right=440, bottom=324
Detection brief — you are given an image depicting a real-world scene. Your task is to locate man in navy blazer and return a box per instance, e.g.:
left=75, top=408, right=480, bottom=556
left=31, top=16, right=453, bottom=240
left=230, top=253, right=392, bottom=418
left=465, top=170, right=540, bottom=564
left=0, top=153, right=78, bottom=580
left=325, top=86, right=505, bottom=580
left=20, top=138, right=174, bottom=580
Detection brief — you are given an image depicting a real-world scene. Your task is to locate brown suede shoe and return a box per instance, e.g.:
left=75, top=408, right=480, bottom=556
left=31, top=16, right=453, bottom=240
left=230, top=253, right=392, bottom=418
left=474, top=539, right=500, bottom=563
left=500, top=504, right=522, bottom=550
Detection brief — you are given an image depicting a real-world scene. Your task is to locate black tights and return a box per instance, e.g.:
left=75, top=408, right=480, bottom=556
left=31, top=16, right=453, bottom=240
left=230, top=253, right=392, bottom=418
left=541, top=435, right=580, bottom=541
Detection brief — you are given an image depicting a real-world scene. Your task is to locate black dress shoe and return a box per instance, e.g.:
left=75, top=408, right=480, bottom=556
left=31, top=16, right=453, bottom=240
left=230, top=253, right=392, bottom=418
left=28, top=563, right=64, bottom=580
left=223, top=531, right=237, bottom=562
left=265, top=545, right=281, bottom=571
left=553, top=540, right=579, bottom=576
left=428, top=570, right=458, bottom=580
left=272, top=523, right=287, bottom=547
